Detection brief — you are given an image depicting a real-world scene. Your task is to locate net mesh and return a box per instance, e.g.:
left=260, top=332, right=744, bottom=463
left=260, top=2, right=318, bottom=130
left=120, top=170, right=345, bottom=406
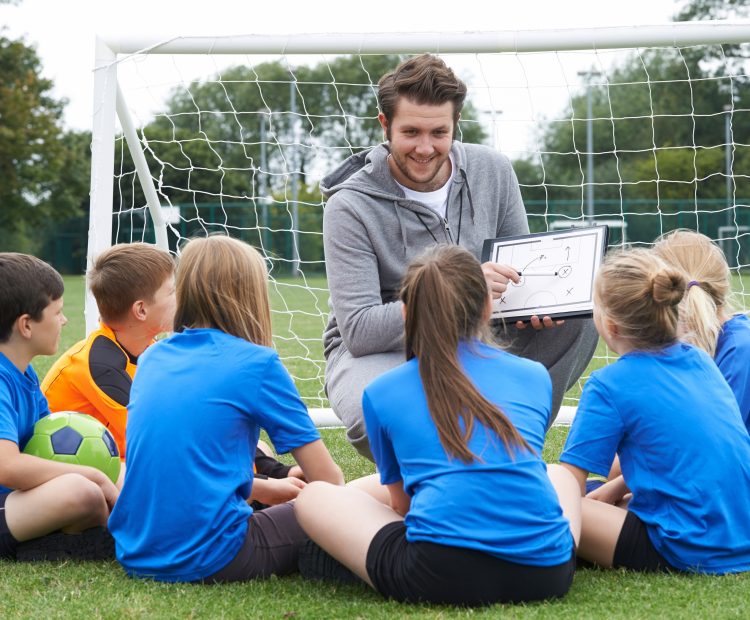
left=104, top=41, right=749, bottom=408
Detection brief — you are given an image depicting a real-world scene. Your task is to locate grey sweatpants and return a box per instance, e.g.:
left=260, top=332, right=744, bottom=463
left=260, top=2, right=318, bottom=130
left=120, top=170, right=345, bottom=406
left=325, top=317, right=599, bottom=461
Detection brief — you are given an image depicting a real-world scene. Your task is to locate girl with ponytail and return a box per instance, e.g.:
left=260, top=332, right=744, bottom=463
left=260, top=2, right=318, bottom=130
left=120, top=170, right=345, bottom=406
left=295, top=245, right=581, bottom=606
left=561, top=248, right=750, bottom=574
left=653, top=229, right=750, bottom=429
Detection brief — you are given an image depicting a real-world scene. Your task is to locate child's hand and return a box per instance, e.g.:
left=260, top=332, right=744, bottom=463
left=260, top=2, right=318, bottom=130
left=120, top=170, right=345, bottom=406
left=82, top=468, right=120, bottom=512
left=287, top=465, right=306, bottom=481
left=250, top=477, right=306, bottom=506
left=586, top=476, right=628, bottom=505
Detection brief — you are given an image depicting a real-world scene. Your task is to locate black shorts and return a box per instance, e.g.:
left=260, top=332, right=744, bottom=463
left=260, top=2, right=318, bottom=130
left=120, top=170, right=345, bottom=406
left=0, top=492, right=18, bottom=559
left=365, top=521, right=576, bottom=606
left=201, top=502, right=307, bottom=583
left=613, top=511, right=678, bottom=573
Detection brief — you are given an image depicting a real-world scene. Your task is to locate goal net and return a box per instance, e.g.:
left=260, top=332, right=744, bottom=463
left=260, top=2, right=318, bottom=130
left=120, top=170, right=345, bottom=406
left=90, top=22, right=750, bottom=417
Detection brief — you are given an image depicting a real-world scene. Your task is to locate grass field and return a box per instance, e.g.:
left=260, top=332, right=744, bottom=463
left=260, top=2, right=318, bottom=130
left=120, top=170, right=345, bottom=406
left=4, top=274, right=749, bottom=618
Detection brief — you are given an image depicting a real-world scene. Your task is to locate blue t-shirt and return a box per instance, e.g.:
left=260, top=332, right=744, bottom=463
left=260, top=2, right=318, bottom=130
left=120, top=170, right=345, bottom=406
left=363, top=340, right=573, bottom=567
left=561, top=342, right=750, bottom=574
left=0, top=353, right=50, bottom=494
left=715, top=314, right=750, bottom=431
left=108, top=328, right=321, bottom=582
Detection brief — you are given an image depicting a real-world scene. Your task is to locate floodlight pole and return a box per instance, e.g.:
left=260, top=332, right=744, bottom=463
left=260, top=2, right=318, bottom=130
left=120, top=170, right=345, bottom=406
left=724, top=104, right=733, bottom=228
left=290, top=80, right=301, bottom=277
left=578, top=70, right=602, bottom=223
left=258, top=112, right=269, bottom=251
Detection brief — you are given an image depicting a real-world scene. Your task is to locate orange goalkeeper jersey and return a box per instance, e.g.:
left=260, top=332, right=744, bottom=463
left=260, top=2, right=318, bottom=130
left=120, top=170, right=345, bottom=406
left=41, top=323, right=146, bottom=457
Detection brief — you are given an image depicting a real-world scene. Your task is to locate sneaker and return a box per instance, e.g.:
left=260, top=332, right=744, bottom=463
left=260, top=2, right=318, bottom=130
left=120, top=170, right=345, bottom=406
left=15, top=527, right=115, bottom=562
left=297, top=539, right=362, bottom=585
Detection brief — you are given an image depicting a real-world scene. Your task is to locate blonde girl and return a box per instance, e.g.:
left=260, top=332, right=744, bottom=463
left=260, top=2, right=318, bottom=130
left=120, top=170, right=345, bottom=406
left=109, top=236, right=342, bottom=582
left=561, top=248, right=750, bottom=573
left=653, top=229, right=750, bottom=427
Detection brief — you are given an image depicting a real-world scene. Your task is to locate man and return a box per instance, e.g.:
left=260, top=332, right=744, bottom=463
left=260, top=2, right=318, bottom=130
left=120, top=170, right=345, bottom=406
left=322, top=54, right=598, bottom=459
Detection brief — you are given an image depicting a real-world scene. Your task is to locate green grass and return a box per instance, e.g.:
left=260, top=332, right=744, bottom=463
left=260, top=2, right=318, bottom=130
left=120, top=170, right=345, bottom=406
left=4, top=426, right=750, bottom=619
left=11, top=274, right=750, bottom=618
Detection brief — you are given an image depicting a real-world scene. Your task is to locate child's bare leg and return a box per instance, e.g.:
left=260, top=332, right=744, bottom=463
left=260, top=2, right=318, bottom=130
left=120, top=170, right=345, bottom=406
left=256, top=439, right=274, bottom=457
left=577, top=497, right=628, bottom=568
left=547, top=464, right=582, bottom=548
left=295, top=481, right=402, bottom=587
left=4, top=473, right=109, bottom=542
left=346, top=474, right=390, bottom=505
left=116, top=462, right=126, bottom=490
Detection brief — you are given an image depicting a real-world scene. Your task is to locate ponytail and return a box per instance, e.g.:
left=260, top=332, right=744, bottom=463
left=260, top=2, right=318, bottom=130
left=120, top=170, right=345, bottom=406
left=595, top=249, right=686, bottom=351
left=653, top=229, right=734, bottom=356
left=401, top=245, right=531, bottom=463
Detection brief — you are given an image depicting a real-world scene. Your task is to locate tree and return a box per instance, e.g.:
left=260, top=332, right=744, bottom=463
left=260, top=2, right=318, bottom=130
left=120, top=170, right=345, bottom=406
left=114, top=54, right=488, bottom=269
left=513, top=45, right=750, bottom=243
left=0, top=34, right=83, bottom=234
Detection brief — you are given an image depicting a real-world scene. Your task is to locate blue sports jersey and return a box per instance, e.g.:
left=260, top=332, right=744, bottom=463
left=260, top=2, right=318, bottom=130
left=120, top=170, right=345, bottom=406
left=363, top=340, right=573, bottom=567
left=715, top=314, right=750, bottom=432
left=561, top=342, right=750, bottom=574
left=0, top=353, right=50, bottom=494
left=108, top=328, right=321, bottom=582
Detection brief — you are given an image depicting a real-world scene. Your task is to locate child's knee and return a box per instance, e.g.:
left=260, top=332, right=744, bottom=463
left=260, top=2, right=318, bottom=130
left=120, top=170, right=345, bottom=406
left=295, top=481, right=332, bottom=520
left=56, top=474, right=107, bottom=518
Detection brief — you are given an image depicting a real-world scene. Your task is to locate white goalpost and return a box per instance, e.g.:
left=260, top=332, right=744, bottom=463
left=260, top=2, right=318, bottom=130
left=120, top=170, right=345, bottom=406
left=90, top=21, right=750, bottom=426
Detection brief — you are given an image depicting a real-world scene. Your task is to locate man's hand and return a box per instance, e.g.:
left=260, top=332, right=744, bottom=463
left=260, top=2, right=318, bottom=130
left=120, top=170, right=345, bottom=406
left=481, top=262, right=520, bottom=299
left=250, top=477, right=307, bottom=506
left=516, top=315, right=565, bottom=331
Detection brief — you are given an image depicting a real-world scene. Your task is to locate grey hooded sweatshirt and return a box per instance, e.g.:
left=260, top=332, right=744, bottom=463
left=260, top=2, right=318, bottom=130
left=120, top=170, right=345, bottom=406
left=321, top=141, right=529, bottom=360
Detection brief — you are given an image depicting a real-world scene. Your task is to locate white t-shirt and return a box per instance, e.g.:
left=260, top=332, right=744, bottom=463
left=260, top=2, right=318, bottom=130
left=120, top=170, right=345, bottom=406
left=395, top=154, right=454, bottom=219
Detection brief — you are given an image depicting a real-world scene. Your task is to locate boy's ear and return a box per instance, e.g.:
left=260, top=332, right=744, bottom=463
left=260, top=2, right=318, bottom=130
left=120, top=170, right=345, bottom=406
left=131, top=300, right=148, bottom=322
left=15, top=314, right=33, bottom=340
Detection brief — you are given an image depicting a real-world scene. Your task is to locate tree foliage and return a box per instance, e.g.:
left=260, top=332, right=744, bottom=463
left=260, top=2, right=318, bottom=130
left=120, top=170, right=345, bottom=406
left=0, top=34, right=86, bottom=235
left=116, top=54, right=487, bottom=270
left=515, top=44, right=750, bottom=242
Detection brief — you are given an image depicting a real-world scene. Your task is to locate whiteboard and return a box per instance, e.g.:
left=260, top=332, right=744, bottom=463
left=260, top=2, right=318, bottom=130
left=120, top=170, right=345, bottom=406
left=481, top=226, right=608, bottom=321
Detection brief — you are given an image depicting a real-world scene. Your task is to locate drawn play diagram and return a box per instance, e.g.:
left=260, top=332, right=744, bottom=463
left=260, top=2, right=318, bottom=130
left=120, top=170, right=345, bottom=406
left=481, top=226, right=608, bottom=321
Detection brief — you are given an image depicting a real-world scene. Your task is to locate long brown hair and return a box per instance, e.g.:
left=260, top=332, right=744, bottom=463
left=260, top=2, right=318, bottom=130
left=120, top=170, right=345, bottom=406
left=595, top=248, right=686, bottom=351
left=400, top=245, right=531, bottom=463
left=174, top=236, right=272, bottom=346
left=653, top=229, right=735, bottom=356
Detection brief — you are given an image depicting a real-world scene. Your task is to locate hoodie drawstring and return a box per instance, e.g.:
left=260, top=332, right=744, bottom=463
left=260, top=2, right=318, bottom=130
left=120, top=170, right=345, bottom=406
left=393, top=200, right=410, bottom=254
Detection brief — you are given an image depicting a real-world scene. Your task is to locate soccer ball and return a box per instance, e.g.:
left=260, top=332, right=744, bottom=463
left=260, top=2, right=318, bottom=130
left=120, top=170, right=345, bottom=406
left=23, top=412, right=121, bottom=484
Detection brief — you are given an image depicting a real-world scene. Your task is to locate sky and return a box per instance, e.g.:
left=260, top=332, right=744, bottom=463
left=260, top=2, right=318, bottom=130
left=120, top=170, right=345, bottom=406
left=1, top=0, right=685, bottom=155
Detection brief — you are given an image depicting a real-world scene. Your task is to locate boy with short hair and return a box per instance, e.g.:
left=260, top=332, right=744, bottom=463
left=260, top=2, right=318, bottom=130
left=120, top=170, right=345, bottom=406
left=0, top=253, right=118, bottom=560
left=42, top=243, right=176, bottom=456
left=43, top=243, right=304, bottom=502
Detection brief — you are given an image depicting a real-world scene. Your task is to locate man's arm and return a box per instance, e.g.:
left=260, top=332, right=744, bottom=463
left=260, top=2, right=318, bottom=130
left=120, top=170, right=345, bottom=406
left=323, top=196, right=404, bottom=357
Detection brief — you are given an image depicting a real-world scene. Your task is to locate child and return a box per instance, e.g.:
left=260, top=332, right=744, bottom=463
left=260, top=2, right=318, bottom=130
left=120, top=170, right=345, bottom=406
left=42, top=243, right=176, bottom=456
left=42, top=242, right=303, bottom=497
left=653, top=229, right=750, bottom=429
left=0, top=253, right=118, bottom=560
left=108, top=236, right=343, bottom=583
left=561, top=248, right=750, bottom=573
left=294, top=245, right=580, bottom=606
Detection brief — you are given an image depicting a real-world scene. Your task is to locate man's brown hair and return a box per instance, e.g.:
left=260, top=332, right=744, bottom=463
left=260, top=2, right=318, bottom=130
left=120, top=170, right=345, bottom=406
left=89, top=243, right=175, bottom=324
left=378, top=54, right=467, bottom=132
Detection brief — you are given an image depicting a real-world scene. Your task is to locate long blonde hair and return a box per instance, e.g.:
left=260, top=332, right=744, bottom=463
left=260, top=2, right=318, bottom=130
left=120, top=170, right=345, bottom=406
left=653, top=229, right=735, bottom=356
left=595, top=248, right=686, bottom=351
left=401, top=245, right=531, bottom=463
left=174, top=236, right=272, bottom=346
